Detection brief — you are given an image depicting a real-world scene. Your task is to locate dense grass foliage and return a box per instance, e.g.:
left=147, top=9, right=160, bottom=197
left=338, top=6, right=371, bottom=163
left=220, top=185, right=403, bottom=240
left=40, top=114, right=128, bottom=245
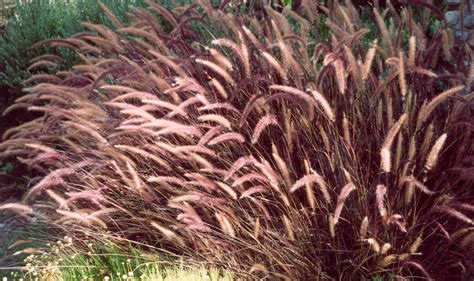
left=0, top=0, right=473, bottom=279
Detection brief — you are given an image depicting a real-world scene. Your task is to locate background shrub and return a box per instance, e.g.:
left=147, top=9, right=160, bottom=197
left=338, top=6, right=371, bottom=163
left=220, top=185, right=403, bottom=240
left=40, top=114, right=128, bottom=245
left=0, top=0, right=148, bottom=102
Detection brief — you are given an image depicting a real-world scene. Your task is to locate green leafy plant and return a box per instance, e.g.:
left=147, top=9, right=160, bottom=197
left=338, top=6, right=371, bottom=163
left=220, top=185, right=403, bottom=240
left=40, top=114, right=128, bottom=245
left=0, top=161, right=13, bottom=174
left=3, top=234, right=233, bottom=280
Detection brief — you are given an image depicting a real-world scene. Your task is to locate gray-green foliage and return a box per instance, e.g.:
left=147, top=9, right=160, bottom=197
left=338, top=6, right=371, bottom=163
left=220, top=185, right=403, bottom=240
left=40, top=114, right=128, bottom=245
left=0, top=0, right=146, bottom=97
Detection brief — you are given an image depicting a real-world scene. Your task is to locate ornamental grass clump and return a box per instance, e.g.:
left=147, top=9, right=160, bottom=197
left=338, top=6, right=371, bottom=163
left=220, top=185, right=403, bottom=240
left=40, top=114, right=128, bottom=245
left=1, top=0, right=473, bottom=279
